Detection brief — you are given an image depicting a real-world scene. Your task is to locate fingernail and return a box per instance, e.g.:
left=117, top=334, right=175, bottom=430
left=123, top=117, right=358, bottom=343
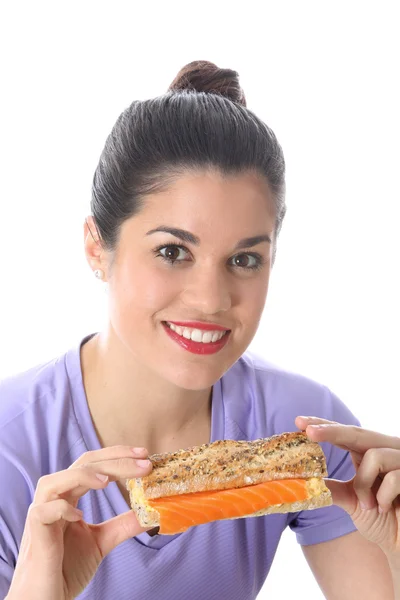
left=298, top=416, right=311, bottom=420
left=308, top=424, right=324, bottom=430
left=360, top=501, right=373, bottom=510
left=378, top=506, right=384, bottom=514
left=132, top=447, right=147, bottom=455
left=95, top=473, right=109, bottom=482
left=136, top=459, right=151, bottom=469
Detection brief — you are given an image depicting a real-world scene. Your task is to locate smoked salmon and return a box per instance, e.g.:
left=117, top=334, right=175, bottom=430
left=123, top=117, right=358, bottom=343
left=147, top=477, right=320, bottom=534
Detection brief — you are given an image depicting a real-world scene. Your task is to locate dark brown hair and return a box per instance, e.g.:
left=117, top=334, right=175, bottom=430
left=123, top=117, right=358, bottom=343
left=168, top=60, right=247, bottom=106
left=91, top=60, right=286, bottom=262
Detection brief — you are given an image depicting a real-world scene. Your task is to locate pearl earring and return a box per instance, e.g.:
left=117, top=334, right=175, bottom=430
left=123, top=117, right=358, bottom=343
left=94, top=269, right=104, bottom=280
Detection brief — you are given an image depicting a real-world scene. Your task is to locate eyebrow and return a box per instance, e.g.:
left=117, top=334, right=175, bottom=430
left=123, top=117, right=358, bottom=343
left=146, top=226, right=271, bottom=249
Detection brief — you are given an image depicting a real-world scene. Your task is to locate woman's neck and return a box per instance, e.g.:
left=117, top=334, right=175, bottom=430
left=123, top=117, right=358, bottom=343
left=80, top=331, right=212, bottom=455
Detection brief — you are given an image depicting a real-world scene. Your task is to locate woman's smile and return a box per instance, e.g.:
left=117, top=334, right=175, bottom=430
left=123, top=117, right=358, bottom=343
left=162, top=320, right=231, bottom=355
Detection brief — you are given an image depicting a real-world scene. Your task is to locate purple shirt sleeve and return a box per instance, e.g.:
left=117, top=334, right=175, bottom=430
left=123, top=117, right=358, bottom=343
left=288, top=448, right=358, bottom=545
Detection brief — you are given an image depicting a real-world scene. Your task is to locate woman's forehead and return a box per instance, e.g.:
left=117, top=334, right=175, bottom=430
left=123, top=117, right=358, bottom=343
left=130, top=170, right=276, bottom=233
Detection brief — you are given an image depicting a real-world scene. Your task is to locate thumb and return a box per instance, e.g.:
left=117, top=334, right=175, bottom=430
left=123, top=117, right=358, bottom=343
left=325, top=478, right=358, bottom=516
left=94, top=511, right=150, bottom=557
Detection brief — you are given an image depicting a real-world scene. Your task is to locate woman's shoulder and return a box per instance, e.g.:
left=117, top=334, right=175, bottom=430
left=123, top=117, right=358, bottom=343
left=0, top=337, right=89, bottom=489
left=0, top=335, right=87, bottom=454
left=222, top=351, right=360, bottom=439
left=226, top=350, right=333, bottom=402
left=0, top=354, right=66, bottom=429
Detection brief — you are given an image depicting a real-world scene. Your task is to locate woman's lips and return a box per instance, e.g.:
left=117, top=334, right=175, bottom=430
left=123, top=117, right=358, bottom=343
left=162, top=322, right=231, bottom=355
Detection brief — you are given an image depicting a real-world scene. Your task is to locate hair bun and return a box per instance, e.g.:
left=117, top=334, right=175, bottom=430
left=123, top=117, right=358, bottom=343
left=168, top=60, right=246, bottom=106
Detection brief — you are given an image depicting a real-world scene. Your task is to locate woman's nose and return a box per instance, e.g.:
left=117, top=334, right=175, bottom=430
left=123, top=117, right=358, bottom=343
left=180, top=268, right=232, bottom=315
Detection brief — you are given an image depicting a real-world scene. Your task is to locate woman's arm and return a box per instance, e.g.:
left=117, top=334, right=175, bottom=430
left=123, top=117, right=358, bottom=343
left=302, top=530, right=395, bottom=599
left=295, top=417, right=400, bottom=599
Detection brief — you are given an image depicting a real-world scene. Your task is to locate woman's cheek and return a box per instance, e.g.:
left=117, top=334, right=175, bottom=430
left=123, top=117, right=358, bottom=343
left=240, top=274, right=269, bottom=315
left=115, top=263, right=179, bottom=315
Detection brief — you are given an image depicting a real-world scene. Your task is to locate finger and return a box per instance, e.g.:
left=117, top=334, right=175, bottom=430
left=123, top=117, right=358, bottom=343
left=29, top=499, right=83, bottom=525
left=295, top=416, right=350, bottom=451
left=79, top=457, right=152, bottom=481
left=295, top=416, right=338, bottom=429
left=34, top=467, right=111, bottom=504
left=376, top=469, right=400, bottom=514
left=70, top=446, right=149, bottom=468
left=92, top=510, right=151, bottom=557
left=304, top=423, right=400, bottom=454
left=35, top=458, right=152, bottom=504
left=354, top=448, right=400, bottom=509
left=15, top=501, right=84, bottom=584
left=296, top=418, right=364, bottom=466
left=324, top=477, right=358, bottom=515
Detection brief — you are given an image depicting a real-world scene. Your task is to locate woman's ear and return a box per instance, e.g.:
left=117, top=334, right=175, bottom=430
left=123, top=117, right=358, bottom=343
left=83, top=216, right=108, bottom=281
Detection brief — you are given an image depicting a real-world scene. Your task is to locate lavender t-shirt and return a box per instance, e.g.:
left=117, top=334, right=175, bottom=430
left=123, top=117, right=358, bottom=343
left=0, top=334, right=359, bottom=600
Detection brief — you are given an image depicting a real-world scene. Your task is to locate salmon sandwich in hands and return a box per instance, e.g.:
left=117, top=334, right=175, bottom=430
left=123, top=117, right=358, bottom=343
left=127, top=431, right=332, bottom=535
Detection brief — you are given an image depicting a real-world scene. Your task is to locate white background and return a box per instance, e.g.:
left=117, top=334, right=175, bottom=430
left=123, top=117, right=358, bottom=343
left=0, top=2, right=399, bottom=598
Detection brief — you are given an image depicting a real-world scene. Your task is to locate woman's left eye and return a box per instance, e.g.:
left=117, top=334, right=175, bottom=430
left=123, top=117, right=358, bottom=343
left=229, top=253, right=263, bottom=270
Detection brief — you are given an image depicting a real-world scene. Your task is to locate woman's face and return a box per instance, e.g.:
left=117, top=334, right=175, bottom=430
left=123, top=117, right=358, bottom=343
left=96, top=169, right=276, bottom=390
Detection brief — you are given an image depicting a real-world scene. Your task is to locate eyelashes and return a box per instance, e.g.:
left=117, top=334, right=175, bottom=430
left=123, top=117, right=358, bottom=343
left=153, top=243, right=265, bottom=272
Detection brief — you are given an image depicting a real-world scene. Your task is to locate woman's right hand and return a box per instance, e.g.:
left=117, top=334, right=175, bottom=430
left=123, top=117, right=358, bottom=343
left=6, top=446, right=152, bottom=600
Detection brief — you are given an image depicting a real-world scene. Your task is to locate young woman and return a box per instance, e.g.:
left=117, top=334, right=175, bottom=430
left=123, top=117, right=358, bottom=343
left=0, top=61, right=398, bottom=599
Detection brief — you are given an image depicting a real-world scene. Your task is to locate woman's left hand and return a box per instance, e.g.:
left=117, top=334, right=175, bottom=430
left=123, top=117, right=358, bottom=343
left=295, top=416, right=400, bottom=561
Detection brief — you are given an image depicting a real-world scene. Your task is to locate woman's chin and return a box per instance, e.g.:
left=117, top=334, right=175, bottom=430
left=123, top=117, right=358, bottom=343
left=159, top=358, right=235, bottom=391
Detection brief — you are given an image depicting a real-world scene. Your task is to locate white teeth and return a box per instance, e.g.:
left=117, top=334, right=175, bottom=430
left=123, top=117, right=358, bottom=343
left=170, top=323, right=184, bottom=336
left=190, top=329, right=203, bottom=342
left=166, top=322, right=228, bottom=344
left=202, top=331, right=213, bottom=344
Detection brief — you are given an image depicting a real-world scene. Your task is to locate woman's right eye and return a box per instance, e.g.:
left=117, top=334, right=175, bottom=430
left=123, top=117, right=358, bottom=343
left=155, top=244, right=191, bottom=265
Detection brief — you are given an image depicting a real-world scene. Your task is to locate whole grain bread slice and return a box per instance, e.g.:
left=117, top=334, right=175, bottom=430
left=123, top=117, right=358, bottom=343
left=127, top=431, right=328, bottom=501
